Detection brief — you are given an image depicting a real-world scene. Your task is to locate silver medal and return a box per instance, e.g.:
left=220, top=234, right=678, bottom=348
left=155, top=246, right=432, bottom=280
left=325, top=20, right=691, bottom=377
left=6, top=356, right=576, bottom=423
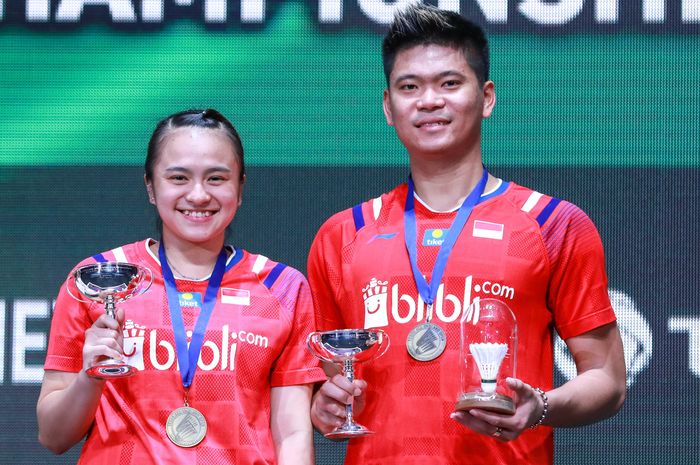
left=166, top=406, right=207, bottom=447
left=406, top=322, right=447, bottom=361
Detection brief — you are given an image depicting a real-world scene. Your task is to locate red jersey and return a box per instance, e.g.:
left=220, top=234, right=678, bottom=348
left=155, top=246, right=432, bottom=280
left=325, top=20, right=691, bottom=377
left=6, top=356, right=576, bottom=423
left=45, top=239, right=326, bottom=464
left=307, top=180, right=616, bottom=465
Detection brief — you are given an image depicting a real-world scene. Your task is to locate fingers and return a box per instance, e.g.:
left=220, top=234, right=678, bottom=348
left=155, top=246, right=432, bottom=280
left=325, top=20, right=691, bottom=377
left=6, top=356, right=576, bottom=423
left=454, top=378, right=545, bottom=440
left=114, top=308, right=126, bottom=326
left=451, top=410, right=513, bottom=442
left=506, top=377, right=544, bottom=423
left=93, top=312, right=121, bottom=331
left=311, top=376, right=367, bottom=434
left=82, top=314, right=124, bottom=370
left=506, top=376, right=531, bottom=395
left=322, top=374, right=363, bottom=405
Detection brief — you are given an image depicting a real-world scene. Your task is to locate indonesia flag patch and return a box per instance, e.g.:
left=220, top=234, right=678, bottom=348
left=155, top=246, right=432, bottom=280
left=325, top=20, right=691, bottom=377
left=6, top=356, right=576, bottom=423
left=472, top=220, right=504, bottom=240
left=221, top=288, right=250, bottom=306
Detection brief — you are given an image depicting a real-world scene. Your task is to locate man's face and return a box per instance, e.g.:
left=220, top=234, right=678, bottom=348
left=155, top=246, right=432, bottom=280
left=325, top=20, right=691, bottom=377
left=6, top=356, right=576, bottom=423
left=383, top=44, right=495, bottom=161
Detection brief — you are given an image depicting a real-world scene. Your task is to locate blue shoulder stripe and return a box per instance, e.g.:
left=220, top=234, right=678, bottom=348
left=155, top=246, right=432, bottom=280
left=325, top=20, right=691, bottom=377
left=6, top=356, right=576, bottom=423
left=352, top=204, right=365, bottom=231
left=536, top=198, right=562, bottom=227
left=92, top=253, right=107, bottom=263
left=263, top=262, right=287, bottom=289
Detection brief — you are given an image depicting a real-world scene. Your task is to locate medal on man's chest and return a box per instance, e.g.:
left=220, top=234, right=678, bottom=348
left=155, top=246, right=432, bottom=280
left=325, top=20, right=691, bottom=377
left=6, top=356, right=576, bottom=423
left=406, top=318, right=447, bottom=361
left=403, top=170, right=489, bottom=362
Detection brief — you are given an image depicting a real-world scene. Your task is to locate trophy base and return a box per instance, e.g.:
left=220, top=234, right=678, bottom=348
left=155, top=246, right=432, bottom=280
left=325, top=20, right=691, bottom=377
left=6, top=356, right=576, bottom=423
left=86, top=360, right=138, bottom=379
left=455, top=392, right=515, bottom=415
left=325, top=423, right=374, bottom=439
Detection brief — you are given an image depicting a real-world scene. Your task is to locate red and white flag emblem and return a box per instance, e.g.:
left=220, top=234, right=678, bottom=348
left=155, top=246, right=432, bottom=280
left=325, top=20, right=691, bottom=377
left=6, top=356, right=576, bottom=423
left=221, top=288, right=250, bottom=306
left=472, top=220, right=504, bottom=240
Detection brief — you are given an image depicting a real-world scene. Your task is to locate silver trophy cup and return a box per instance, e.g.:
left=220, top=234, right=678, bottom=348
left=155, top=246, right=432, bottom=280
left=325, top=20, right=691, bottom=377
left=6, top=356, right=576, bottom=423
left=307, top=329, right=389, bottom=438
left=67, top=261, right=153, bottom=379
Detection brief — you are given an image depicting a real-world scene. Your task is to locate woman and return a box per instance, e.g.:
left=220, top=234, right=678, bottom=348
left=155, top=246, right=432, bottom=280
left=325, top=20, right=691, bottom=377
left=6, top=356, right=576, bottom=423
left=37, top=109, right=325, bottom=464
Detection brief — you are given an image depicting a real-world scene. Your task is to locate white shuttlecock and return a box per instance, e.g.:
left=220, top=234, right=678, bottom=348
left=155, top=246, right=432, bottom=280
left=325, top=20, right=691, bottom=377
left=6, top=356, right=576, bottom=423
left=469, top=342, right=508, bottom=393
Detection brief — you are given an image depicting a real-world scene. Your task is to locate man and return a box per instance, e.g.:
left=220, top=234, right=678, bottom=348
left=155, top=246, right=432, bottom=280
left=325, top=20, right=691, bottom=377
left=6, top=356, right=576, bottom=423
left=308, top=4, right=626, bottom=465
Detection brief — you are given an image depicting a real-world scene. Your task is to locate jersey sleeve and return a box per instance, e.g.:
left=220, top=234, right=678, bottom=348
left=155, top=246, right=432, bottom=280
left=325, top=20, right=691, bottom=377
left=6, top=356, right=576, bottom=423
left=543, top=201, right=617, bottom=340
left=268, top=267, right=327, bottom=387
left=307, top=211, right=353, bottom=331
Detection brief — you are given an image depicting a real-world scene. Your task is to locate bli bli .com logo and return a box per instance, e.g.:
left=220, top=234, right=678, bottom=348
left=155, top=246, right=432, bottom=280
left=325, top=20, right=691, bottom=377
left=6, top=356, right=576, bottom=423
left=120, top=321, right=269, bottom=372
left=362, top=276, right=515, bottom=328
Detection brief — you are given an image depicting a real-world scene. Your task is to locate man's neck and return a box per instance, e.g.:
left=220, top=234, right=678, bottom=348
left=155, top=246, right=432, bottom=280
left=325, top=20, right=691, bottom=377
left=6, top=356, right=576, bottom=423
left=409, top=156, right=492, bottom=212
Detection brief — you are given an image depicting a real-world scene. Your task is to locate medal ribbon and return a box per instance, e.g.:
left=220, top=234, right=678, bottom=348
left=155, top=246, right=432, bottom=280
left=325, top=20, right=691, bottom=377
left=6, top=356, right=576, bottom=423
left=404, top=168, right=488, bottom=320
left=159, top=242, right=227, bottom=389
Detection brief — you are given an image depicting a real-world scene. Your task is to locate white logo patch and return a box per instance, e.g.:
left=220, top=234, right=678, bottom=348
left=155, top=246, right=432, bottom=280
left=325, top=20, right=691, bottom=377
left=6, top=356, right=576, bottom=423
left=362, top=278, right=389, bottom=328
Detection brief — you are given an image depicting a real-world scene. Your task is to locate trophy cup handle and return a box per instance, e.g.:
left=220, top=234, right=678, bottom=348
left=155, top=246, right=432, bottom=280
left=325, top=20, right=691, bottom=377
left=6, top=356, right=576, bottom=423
left=65, top=271, right=92, bottom=304
left=134, top=266, right=154, bottom=297
left=373, top=329, right=390, bottom=359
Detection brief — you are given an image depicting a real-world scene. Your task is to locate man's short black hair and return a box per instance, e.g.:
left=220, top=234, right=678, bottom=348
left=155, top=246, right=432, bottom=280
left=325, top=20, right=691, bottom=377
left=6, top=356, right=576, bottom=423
left=382, top=4, right=490, bottom=85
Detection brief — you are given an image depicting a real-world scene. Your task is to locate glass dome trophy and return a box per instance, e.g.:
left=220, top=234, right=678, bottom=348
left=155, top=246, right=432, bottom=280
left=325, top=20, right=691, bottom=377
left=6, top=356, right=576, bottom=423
left=456, top=298, right=517, bottom=414
left=307, top=329, right=389, bottom=438
left=67, top=261, right=153, bottom=379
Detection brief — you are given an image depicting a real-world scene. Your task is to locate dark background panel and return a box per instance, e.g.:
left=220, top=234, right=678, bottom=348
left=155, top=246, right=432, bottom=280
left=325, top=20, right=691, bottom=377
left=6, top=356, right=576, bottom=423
left=1, top=165, right=698, bottom=463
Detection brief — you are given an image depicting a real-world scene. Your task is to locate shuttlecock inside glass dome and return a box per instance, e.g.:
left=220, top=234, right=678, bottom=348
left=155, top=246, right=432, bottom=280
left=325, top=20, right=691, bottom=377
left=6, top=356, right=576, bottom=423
left=456, top=298, right=517, bottom=414
left=469, top=342, right=508, bottom=393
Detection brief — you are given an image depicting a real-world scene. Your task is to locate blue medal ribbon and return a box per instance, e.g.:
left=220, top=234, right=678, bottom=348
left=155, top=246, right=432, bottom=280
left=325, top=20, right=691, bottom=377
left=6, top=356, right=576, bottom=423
left=404, top=168, right=488, bottom=315
left=159, top=242, right=227, bottom=390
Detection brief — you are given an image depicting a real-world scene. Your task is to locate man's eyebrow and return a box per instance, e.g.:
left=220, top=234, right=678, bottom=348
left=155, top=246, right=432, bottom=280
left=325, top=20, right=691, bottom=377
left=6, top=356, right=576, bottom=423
left=393, top=70, right=467, bottom=84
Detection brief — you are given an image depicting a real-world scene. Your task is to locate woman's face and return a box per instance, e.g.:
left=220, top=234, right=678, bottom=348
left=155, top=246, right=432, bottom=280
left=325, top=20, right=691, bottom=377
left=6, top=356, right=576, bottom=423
left=146, top=126, right=244, bottom=250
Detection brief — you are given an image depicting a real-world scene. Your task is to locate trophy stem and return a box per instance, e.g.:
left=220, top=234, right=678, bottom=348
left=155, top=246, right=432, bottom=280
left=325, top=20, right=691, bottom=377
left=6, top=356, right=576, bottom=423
left=343, top=359, right=355, bottom=425
left=105, top=294, right=116, bottom=319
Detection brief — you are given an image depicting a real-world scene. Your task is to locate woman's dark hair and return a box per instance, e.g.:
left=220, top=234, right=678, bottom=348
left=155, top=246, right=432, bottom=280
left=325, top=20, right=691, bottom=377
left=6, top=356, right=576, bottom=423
left=144, top=108, right=245, bottom=182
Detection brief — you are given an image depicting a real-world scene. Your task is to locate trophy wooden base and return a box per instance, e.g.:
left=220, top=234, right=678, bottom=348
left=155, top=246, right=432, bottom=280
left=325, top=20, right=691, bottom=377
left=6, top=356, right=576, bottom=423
left=455, top=392, right=515, bottom=415
left=86, top=359, right=138, bottom=379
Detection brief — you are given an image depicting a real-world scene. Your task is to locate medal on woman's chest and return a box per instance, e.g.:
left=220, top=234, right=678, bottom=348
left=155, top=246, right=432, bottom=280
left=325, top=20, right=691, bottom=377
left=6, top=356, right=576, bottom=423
left=159, top=243, right=226, bottom=447
left=403, top=170, right=488, bottom=362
